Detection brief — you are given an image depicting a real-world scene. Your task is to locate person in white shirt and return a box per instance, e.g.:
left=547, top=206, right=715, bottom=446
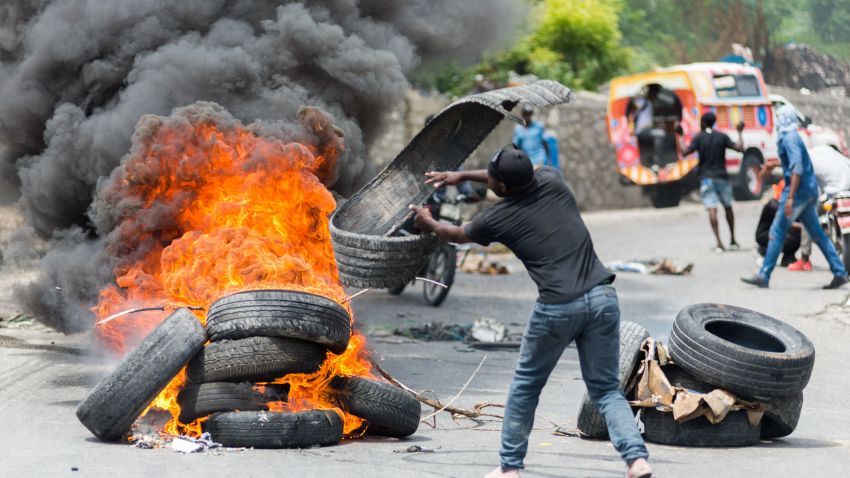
left=788, top=145, right=850, bottom=271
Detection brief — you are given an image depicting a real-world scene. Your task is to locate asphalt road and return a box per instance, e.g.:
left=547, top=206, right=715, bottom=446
left=1, top=201, right=849, bottom=478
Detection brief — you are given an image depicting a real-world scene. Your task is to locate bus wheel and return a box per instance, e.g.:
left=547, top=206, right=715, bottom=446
left=733, top=154, right=764, bottom=201
left=648, top=184, right=681, bottom=208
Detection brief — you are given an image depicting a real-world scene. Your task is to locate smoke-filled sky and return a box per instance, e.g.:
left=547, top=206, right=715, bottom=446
left=0, top=0, right=521, bottom=333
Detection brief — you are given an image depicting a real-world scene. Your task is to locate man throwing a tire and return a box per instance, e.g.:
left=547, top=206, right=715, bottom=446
left=409, top=145, right=651, bottom=478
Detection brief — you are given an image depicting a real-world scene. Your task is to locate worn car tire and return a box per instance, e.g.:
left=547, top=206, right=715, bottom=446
left=331, top=221, right=436, bottom=289
left=187, top=336, right=327, bottom=384
left=759, top=392, right=804, bottom=439
left=76, top=309, right=207, bottom=441
left=177, top=382, right=285, bottom=423
left=206, top=290, right=351, bottom=354
left=205, top=410, right=343, bottom=448
left=669, top=304, right=815, bottom=398
left=733, top=153, right=764, bottom=201
left=331, top=376, right=421, bottom=437
left=576, top=321, right=650, bottom=439
left=643, top=406, right=761, bottom=447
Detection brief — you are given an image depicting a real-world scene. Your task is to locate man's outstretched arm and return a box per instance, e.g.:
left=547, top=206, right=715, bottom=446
left=409, top=205, right=472, bottom=244
left=425, top=170, right=488, bottom=188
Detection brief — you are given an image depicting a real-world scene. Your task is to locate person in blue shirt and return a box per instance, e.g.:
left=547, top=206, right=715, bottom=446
left=513, top=105, right=550, bottom=168
left=741, top=105, right=849, bottom=289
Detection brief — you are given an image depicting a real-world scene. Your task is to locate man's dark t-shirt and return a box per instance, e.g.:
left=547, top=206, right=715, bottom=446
left=686, top=129, right=735, bottom=180
left=463, top=168, right=614, bottom=304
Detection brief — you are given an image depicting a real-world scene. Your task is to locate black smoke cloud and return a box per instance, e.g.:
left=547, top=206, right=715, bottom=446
left=0, top=0, right=521, bottom=333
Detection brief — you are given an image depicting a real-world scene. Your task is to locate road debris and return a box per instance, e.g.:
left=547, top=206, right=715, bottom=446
left=393, top=321, right=471, bottom=342
left=394, top=445, right=436, bottom=454
left=460, top=253, right=512, bottom=275
left=605, top=258, right=694, bottom=275
left=171, top=433, right=222, bottom=453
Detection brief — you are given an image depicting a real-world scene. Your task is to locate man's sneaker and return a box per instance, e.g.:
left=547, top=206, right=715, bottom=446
left=823, top=275, right=849, bottom=290
left=484, top=467, right=519, bottom=478
left=788, top=259, right=812, bottom=272
left=741, top=275, right=769, bottom=288
left=626, top=458, right=652, bottom=478
left=728, top=243, right=741, bottom=251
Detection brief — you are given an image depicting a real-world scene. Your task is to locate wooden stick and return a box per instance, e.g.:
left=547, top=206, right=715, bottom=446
left=420, top=353, right=487, bottom=422
left=341, top=288, right=372, bottom=303
left=372, top=358, right=504, bottom=420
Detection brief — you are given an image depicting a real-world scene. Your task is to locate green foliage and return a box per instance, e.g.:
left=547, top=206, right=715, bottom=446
left=809, top=0, right=850, bottom=43
left=411, top=0, right=850, bottom=94
left=527, top=0, right=631, bottom=89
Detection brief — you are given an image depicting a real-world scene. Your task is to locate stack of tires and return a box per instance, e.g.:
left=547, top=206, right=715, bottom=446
left=661, top=303, right=813, bottom=446
left=577, top=305, right=813, bottom=447
left=77, top=290, right=421, bottom=447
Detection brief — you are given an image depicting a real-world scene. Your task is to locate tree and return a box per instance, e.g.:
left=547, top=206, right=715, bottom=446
left=809, top=0, right=850, bottom=43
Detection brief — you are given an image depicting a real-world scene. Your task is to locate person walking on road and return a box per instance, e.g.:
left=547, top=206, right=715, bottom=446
left=409, top=146, right=651, bottom=478
left=741, top=105, right=849, bottom=289
left=787, top=145, right=850, bottom=272
left=513, top=105, right=550, bottom=168
left=681, top=112, right=744, bottom=252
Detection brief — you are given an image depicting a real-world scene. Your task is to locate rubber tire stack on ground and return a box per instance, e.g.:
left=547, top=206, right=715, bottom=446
left=181, top=290, right=351, bottom=448
left=186, top=289, right=420, bottom=445
left=663, top=303, right=814, bottom=443
left=576, top=321, right=650, bottom=439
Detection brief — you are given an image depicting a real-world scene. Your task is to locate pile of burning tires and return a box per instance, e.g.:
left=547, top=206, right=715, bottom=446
left=577, top=304, right=814, bottom=446
left=76, top=290, right=421, bottom=448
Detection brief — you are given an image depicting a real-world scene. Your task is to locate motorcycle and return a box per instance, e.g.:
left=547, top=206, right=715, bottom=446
left=819, top=191, right=850, bottom=272
left=389, top=186, right=475, bottom=307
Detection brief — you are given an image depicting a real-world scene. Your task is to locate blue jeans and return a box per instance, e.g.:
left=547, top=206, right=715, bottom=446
left=759, top=192, right=848, bottom=281
left=500, top=285, right=648, bottom=470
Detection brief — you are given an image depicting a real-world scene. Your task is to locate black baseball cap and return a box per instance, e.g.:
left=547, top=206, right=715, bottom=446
left=489, top=145, right=534, bottom=188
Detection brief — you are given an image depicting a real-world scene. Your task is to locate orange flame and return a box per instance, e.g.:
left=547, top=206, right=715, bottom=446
left=92, top=106, right=373, bottom=438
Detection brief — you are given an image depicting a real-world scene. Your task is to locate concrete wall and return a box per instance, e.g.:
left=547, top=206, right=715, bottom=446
left=370, top=89, right=649, bottom=211
left=370, top=85, right=850, bottom=211
left=769, top=86, right=850, bottom=147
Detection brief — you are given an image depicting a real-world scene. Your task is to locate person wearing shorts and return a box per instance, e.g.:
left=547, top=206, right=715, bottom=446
left=682, top=112, right=744, bottom=252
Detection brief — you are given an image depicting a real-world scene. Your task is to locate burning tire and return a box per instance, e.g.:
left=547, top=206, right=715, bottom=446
left=187, top=336, right=327, bottom=383
left=331, top=376, right=421, bottom=437
left=668, top=304, right=815, bottom=398
left=205, top=410, right=343, bottom=448
left=76, top=308, right=207, bottom=441
left=206, top=290, right=351, bottom=354
left=330, top=221, right=436, bottom=289
left=177, top=382, right=285, bottom=423
left=576, top=321, right=649, bottom=439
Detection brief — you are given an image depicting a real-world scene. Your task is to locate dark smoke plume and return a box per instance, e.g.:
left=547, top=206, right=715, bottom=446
left=1, top=0, right=521, bottom=333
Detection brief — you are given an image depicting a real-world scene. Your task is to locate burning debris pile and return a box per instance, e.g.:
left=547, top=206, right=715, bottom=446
left=1, top=0, right=524, bottom=334
left=75, top=103, right=420, bottom=447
